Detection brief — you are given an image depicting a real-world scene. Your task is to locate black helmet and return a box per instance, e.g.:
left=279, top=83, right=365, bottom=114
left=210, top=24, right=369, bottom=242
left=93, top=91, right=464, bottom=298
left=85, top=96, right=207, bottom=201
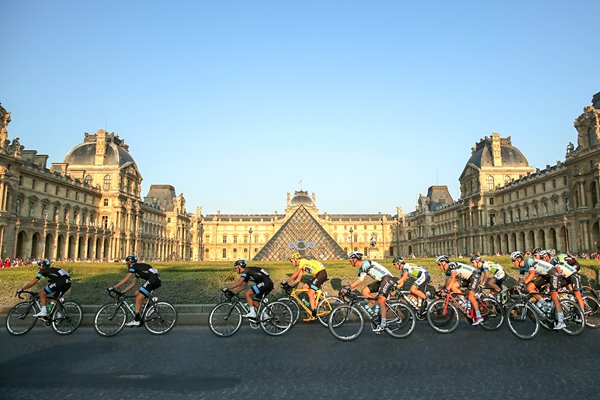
left=392, top=256, right=404, bottom=264
left=125, top=255, right=138, bottom=263
left=470, top=255, right=481, bottom=263
left=234, top=259, right=247, bottom=268
left=37, top=259, right=51, bottom=268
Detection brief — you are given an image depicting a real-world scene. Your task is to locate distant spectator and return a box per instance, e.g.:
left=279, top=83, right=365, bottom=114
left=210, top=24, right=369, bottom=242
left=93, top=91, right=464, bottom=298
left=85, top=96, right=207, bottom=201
left=2, top=257, right=8, bottom=268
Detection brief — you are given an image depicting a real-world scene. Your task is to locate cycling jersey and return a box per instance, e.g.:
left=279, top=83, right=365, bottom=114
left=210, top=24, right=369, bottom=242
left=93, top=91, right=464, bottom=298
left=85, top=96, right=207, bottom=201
left=555, top=262, right=577, bottom=278
left=128, top=263, right=160, bottom=280
left=36, top=267, right=70, bottom=283
left=240, top=267, right=271, bottom=283
left=299, top=259, right=325, bottom=276
left=357, top=260, right=392, bottom=282
left=447, top=262, right=478, bottom=280
left=525, top=259, right=554, bottom=275
left=401, top=263, right=429, bottom=279
left=482, top=261, right=506, bottom=280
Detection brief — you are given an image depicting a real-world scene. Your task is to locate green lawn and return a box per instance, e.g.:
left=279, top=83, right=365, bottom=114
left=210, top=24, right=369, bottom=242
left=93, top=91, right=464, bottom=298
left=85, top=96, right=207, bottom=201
left=1, top=257, right=599, bottom=307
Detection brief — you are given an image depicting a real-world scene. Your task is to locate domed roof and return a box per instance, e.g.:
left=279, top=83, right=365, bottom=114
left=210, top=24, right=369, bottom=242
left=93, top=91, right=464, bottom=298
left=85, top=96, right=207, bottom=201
left=64, top=131, right=135, bottom=167
left=465, top=135, right=529, bottom=169
left=289, top=191, right=315, bottom=207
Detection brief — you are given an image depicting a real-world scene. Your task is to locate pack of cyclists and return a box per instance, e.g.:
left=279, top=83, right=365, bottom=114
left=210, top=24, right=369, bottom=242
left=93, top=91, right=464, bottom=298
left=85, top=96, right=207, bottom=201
left=10, top=247, right=593, bottom=335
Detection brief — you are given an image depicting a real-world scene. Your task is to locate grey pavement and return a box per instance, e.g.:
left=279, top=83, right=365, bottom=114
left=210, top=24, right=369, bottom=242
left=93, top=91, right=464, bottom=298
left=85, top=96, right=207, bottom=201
left=1, top=321, right=600, bottom=400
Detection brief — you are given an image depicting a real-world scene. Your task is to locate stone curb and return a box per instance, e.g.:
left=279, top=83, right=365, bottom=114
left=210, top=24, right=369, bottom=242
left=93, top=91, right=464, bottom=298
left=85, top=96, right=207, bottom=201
left=0, top=304, right=215, bottom=327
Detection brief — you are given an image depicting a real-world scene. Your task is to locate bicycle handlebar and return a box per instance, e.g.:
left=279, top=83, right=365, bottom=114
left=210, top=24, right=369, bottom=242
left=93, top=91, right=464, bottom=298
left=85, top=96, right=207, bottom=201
left=16, top=290, right=38, bottom=299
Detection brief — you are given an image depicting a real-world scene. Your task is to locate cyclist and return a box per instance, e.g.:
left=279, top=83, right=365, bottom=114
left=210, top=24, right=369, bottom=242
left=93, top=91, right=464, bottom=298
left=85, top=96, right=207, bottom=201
left=436, top=255, right=484, bottom=325
left=223, top=259, right=273, bottom=319
left=107, top=255, right=161, bottom=327
left=342, top=251, right=398, bottom=333
left=479, top=258, right=507, bottom=302
left=393, top=256, right=431, bottom=315
left=285, top=252, right=328, bottom=321
left=522, top=249, right=565, bottom=330
left=18, top=259, right=71, bottom=318
left=554, top=253, right=585, bottom=311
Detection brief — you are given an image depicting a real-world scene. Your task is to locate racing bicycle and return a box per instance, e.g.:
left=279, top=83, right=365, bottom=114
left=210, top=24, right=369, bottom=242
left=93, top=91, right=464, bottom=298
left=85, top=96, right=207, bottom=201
left=6, top=290, right=83, bottom=336
left=94, top=289, right=177, bottom=336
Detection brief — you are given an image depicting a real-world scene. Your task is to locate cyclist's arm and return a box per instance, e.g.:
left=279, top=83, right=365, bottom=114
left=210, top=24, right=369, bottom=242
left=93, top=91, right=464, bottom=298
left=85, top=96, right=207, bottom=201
left=396, top=271, right=409, bottom=288
left=287, top=268, right=303, bottom=286
left=481, top=271, right=489, bottom=285
left=523, top=270, right=536, bottom=285
left=348, top=276, right=365, bottom=291
left=20, top=276, right=41, bottom=291
left=113, top=272, right=135, bottom=291
left=445, top=272, right=456, bottom=291
left=227, top=277, right=247, bottom=292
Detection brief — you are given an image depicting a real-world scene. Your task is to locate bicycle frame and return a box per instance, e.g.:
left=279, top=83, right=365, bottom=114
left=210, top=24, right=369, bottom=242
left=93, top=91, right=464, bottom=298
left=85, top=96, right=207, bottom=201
left=18, top=291, right=65, bottom=323
left=286, top=287, right=327, bottom=316
left=439, top=291, right=486, bottom=320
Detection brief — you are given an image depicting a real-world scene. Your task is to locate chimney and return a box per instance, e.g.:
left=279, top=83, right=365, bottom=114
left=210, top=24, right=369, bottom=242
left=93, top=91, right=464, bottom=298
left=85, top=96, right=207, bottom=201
left=95, top=129, right=107, bottom=165
left=491, top=133, right=502, bottom=167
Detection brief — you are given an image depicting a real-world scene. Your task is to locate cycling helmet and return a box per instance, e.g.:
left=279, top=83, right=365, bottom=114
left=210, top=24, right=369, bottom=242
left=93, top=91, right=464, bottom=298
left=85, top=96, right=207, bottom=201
left=564, top=253, right=577, bottom=266
left=37, top=259, right=51, bottom=268
left=234, top=259, right=247, bottom=268
left=469, top=255, right=481, bottom=263
left=392, top=256, right=405, bottom=264
left=349, top=251, right=363, bottom=260
left=288, top=252, right=302, bottom=260
left=125, top=255, right=138, bottom=263
left=538, top=250, right=550, bottom=259
left=435, top=255, right=449, bottom=264
left=532, top=247, right=543, bottom=255
left=510, top=251, right=524, bottom=261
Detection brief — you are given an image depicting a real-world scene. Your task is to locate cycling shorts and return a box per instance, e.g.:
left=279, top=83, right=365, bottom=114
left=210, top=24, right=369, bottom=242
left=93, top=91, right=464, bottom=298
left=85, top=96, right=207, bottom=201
left=44, top=277, right=71, bottom=297
left=378, top=275, right=399, bottom=298
left=460, top=273, right=481, bottom=292
left=560, top=273, right=581, bottom=291
left=251, top=279, right=274, bottom=299
left=309, top=270, right=328, bottom=291
left=139, top=274, right=161, bottom=297
left=411, top=272, right=431, bottom=292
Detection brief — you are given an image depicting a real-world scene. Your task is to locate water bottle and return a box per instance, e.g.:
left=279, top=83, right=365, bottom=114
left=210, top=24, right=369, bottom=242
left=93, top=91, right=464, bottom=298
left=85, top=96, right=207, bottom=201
left=47, top=303, right=54, bottom=312
left=301, top=298, right=310, bottom=308
left=364, top=304, right=374, bottom=316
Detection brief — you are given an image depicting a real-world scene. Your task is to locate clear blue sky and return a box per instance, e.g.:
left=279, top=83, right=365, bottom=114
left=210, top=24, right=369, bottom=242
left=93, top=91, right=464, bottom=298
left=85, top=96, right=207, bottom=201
left=1, top=1, right=598, bottom=215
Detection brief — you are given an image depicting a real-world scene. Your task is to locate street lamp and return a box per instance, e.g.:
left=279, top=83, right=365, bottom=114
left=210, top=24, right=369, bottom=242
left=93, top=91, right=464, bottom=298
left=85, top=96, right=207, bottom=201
left=563, top=216, right=569, bottom=253
left=349, top=227, right=354, bottom=252
left=248, top=227, right=253, bottom=260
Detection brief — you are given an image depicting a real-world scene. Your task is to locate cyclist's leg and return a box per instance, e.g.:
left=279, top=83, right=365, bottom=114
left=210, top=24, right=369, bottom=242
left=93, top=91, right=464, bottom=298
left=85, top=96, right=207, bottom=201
left=364, top=281, right=380, bottom=308
left=377, top=276, right=397, bottom=326
left=467, top=274, right=483, bottom=323
left=308, top=271, right=327, bottom=313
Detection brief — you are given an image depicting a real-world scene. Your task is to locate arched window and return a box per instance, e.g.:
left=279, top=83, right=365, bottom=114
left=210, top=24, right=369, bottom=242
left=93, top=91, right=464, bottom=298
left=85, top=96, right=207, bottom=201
left=103, top=175, right=112, bottom=190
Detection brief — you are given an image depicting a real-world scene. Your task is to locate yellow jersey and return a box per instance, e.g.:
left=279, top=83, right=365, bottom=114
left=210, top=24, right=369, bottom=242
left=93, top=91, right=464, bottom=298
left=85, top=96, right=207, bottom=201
left=299, top=259, right=325, bottom=276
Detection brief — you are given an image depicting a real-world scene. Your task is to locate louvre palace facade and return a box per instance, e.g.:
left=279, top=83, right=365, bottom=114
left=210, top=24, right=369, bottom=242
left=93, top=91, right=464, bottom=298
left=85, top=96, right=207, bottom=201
left=0, top=92, right=598, bottom=261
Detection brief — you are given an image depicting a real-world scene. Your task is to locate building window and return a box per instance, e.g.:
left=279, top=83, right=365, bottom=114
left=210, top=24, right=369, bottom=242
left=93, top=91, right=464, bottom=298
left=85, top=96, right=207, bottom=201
left=44, top=183, right=48, bottom=193
left=103, top=199, right=109, bottom=206
left=489, top=213, right=496, bottom=226
left=102, top=215, right=109, bottom=229
left=222, top=235, right=227, bottom=244
left=55, top=186, right=59, bottom=195
left=487, top=176, right=494, bottom=190
left=32, top=179, right=36, bottom=190
left=103, top=175, right=111, bottom=190
left=489, top=198, right=494, bottom=206
left=233, top=235, right=238, bottom=244
left=222, top=249, right=227, bottom=258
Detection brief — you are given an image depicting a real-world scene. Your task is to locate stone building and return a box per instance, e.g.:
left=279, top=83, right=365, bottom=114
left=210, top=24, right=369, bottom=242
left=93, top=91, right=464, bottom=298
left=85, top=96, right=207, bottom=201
left=396, top=92, right=600, bottom=257
left=1, top=91, right=598, bottom=261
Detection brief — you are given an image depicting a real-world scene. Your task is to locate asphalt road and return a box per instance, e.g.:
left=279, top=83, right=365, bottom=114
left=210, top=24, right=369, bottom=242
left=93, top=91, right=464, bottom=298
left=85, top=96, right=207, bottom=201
left=1, top=320, right=599, bottom=400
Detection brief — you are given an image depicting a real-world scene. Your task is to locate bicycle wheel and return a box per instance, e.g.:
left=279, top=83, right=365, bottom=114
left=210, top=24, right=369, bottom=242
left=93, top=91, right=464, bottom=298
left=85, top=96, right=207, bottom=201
left=560, top=299, right=585, bottom=336
left=144, top=301, right=177, bottom=335
left=277, top=297, right=300, bottom=325
left=94, top=303, right=127, bottom=337
left=6, top=301, right=38, bottom=336
left=316, top=296, right=344, bottom=327
left=328, top=304, right=364, bottom=341
left=506, top=303, right=539, bottom=340
left=426, top=299, right=460, bottom=334
left=479, top=298, right=504, bottom=331
left=208, top=302, right=242, bottom=337
left=52, top=301, right=83, bottom=335
left=583, top=295, right=600, bottom=329
left=260, top=301, right=293, bottom=336
left=385, top=302, right=416, bottom=338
